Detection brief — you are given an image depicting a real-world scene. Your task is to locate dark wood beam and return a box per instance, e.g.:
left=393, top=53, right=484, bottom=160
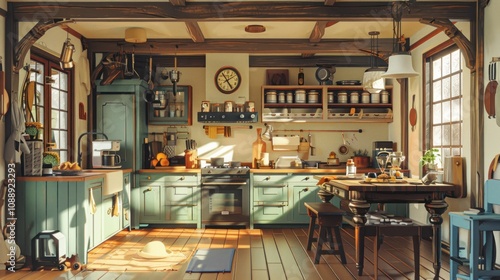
left=12, top=2, right=475, bottom=22
left=169, top=0, right=186, bottom=6
left=420, top=18, right=475, bottom=70
left=324, top=0, right=336, bottom=6
left=87, top=38, right=395, bottom=56
left=309, top=21, right=329, bottom=43
left=185, top=21, right=205, bottom=43
left=249, top=55, right=383, bottom=68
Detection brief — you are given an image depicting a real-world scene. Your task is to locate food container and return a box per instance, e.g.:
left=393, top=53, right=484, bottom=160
left=201, top=101, right=210, bottom=112
left=381, top=90, right=389, bottom=103
left=371, top=92, right=380, bottom=103
left=266, top=91, right=277, bottom=103
left=361, top=92, right=370, bottom=104
left=211, top=157, right=225, bottom=166
left=327, top=92, right=334, bottom=103
left=211, top=103, right=221, bottom=112
left=307, top=90, right=319, bottom=103
left=350, top=91, right=359, bottom=104
left=245, top=101, right=255, bottom=112
left=224, top=101, right=234, bottom=112
left=295, top=90, right=306, bottom=103
left=278, top=91, right=286, bottom=103
left=337, top=91, right=347, bottom=103
left=286, top=92, right=294, bottom=103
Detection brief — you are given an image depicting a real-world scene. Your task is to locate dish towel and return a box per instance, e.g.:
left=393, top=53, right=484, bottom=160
left=89, top=188, right=96, bottom=214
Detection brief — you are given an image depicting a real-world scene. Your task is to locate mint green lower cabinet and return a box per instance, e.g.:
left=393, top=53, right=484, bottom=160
left=102, top=195, right=121, bottom=240
left=252, top=174, right=291, bottom=225
left=290, top=185, right=321, bottom=224
left=17, top=178, right=105, bottom=264
left=138, top=173, right=200, bottom=227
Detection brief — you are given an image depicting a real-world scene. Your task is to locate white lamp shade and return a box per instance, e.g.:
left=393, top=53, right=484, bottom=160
left=382, top=53, right=418, bottom=79
left=125, top=27, right=147, bottom=43
left=362, top=68, right=386, bottom=93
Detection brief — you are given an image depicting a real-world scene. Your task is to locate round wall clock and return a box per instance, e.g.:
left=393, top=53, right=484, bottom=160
left=215, top=66, right=241, bottom=94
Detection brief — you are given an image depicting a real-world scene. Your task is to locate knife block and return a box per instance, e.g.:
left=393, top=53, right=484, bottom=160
left=185, top=149, right=197, bottom=169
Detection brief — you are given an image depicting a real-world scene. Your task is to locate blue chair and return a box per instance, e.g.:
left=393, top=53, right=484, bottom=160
left=449, top=179, right=500, bottom=279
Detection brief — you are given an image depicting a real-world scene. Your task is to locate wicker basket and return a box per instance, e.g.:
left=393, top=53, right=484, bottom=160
left=22, top=140, right=43, bottom=176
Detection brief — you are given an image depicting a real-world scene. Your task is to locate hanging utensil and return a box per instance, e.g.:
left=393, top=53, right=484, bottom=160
left=148, top=55, right=154, bottom=90
left=123, top=53, right=134, bottom=78
left=485, top=60, right=497, bottom=119
left=131, top=46, right=140, bottom=78
left=409, top=94, right=417, bottom=131
left=308, top=131, right=315, bottom=156
left=339, top=133, right=349, bottom=155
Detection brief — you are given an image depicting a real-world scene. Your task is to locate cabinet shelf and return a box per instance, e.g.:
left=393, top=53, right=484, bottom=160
left=261, top=85, right=393, bottom=123
left=147, top=85, right=192, bottom=125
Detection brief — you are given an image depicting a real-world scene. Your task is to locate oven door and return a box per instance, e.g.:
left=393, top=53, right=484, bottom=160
left=201, top=180, right=249, bottom=228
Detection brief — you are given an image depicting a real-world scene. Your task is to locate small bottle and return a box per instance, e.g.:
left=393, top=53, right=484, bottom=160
left=346, top=159, right=357, bottom=177
left=298, top=68, right=304, bottom=85
left=142, top=138, right=153, bottom=169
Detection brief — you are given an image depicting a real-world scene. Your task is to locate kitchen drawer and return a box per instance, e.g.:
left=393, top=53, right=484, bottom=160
left=253, top=203, right=289, bottom=223
left=254, top=184, right=288, bottom=202
left=252, top=174, right=289, bottom=186
left=138, top=174, right=165, bottom=184
left=164, top=174, right=199, bottom=183
left=287, top=174, right=323, bottom=183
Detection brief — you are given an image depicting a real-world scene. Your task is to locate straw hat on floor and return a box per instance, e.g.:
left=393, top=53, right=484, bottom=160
left=138, top=241, right=174, bottom=259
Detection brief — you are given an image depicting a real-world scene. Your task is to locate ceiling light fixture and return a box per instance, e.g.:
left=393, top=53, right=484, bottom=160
left=59, top=33, right=75, bottom=69
left=382, top=1, right=418, bottom=79
left=245, top=24, right=266, bottom=33
left=125, top=27, right=147, bottom=43
left=362, top=31, right=387, bottom=93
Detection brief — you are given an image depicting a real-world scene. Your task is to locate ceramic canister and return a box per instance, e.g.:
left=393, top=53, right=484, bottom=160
left=295, top=90, right=306, bottom=103
left=350, top=91, right=359, bottom=104
left=308, top=90, right=319, bottom=103
left=361, top=92, right=370, bottom=104
left=327, top=92, right=334, bottom=103
left=266, top=91, right=277, bottom=103
left=338, top=91, right=347, bottom=103
left=371, top=92, right=380, bottom=103
left=381, top=90, right=389, bottom=104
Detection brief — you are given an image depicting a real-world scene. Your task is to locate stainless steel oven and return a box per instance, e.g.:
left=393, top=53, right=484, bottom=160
left=201, top=167, right=250, bottom=228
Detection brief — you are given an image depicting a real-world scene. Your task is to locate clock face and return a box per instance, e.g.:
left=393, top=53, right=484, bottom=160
left=215, top=66, right=241, bottom=94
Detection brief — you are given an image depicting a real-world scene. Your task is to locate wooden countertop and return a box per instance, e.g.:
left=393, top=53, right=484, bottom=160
left=138, top=167, right=379, bottom=174
left=18, top=168, right=133, bottom=182
left=139, top=167, right=201, bottom=173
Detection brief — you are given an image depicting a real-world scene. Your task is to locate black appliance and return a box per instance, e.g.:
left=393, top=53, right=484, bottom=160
left=201, top=166, right=250, bottom=228
left=372, top=141, right=393, bottom=168
left=197, top=112, right=258, bottom=123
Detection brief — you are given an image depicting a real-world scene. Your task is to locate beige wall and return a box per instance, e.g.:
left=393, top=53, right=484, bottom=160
left=0, top=0, right=6, bottom=182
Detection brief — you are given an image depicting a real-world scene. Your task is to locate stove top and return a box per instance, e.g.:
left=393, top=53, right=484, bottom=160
left=201, top=165, right=250, bottom=175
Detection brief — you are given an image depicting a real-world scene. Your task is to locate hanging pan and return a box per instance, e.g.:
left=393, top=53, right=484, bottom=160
left=338, top=133, right=349, bottom=155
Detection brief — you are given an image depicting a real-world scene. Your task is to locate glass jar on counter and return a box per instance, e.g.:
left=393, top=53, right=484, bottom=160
left=361, top=92, right=370, bottom=104
left=337, top=91, right=348, bottom=103
left=350, top=91, right=359, bottom=104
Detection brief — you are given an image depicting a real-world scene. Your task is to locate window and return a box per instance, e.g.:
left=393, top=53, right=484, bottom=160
left=29, top=52, right=74, bottom=163
left=424, top=45, right=463, bottom=166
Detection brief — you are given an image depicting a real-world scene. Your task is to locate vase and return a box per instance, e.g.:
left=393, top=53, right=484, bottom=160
left=252, top=128, right=267, bottom=168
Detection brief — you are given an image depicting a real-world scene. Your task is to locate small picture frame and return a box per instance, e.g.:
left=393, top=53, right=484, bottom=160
left=266, top=69, right=289, bottom=85
left=201, top=101, right=210, bottom=112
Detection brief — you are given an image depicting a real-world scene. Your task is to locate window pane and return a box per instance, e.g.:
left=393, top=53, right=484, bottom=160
left=451, top=99, right=461, bottom=122
left=433, top=58, right=442, bottom=79
left=451, top=148, right=461, bottom=157
left=52, top=89, right=60, bottom=109
left=60, top=91, right=68, bottom=111
left=451, top=49, right=461, bottom=73
left=442, top=100, right=451, bottom=123
left=451, top=74, right=460, bottom=97
left=442, top=54, right=451, bottom=76
left=59, top=151, right=67, bottom=163
left=433, top=81, right=442, bottom=101
left=52, top=110, right=59, bottom=128
left=433, top=103, right=442, bottom=124
left=452, top=123, right=461, bottom=145
left=60, top=131, right=67, bottom=149
left=442, top=124, right=451, bottom=145
left=60, top=72, right=68, bottom=91
left=433, top=125, right=442, bottom=146
left=61, top=112, right=67, bottom=129
left=442, top=77, right=450, bottom=99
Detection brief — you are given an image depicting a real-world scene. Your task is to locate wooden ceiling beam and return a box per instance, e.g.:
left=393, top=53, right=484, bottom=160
left=185, top=21, right=205, bottom=42
left=12, top=2, right=475, bottom=22
left=87, top=38, right=395, bottom=56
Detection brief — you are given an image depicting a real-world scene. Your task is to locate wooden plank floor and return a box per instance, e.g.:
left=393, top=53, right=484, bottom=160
left=0, top=225, right=468, bottom=280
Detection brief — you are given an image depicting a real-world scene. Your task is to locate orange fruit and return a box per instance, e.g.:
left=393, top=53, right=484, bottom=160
left=150, top=158, right=159, bottom=168
left=160, top=158, right=169, bottom=167
left=156, top=152, right=167, bottom=161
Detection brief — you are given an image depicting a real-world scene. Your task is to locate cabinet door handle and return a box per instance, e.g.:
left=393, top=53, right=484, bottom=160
left=143, top=187, right=152, bottom=193
left=179, top=176, right=185, bottom=181
left=302, top=176, right=310, bottom=181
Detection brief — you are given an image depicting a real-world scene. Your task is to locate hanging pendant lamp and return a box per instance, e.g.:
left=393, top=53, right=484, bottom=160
left=59, top=33, right=75, bottom=69
left=382, top=1, right=418, bottom=79
left=363, top=31, right=387, bottom=93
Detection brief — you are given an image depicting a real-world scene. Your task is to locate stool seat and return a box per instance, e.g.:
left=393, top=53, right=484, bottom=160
left=304, top=202, right=346, bottom=264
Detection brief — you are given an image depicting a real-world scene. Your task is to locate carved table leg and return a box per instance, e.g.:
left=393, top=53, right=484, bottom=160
left=349, top=199, right=371, bottom=276
left=425, top=199, right=448, bottom=280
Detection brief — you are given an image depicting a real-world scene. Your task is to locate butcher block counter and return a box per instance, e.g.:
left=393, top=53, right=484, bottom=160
left=138, top=166, right=382, bottom=174
left=17, top=168, right=133, bottom=181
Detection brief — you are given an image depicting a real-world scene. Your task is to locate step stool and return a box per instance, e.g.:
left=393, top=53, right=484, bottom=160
left=304, top=202, right=346, bottom=264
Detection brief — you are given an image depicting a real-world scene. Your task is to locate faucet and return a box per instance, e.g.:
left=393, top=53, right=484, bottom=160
left=77, top=132, right=108, bottom=168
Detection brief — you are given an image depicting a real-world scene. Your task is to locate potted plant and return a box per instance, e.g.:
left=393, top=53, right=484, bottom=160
left=25, top=121, right=43, bottom=140
left=419, top=148, right=441, bottom=170
left=352, top=149, right=370, bottom=168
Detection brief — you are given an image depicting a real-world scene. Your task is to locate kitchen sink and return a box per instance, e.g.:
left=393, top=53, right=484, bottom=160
left=82, top=169, right=123, bottom=195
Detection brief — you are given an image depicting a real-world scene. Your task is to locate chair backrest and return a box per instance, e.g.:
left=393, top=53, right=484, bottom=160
left=485, top=179, right=500, bottom=212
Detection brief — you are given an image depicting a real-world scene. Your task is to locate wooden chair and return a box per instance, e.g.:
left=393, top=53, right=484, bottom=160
left=449, top=179, right=500, bottom=280
left=304, top=202, right=346, bottom=264
left=371, top=221, right=432, bottom=280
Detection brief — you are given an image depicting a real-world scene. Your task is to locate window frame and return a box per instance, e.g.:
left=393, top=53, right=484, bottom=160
left=30, top=49, right=75, bottom=162
left=422, top=40, right=463, bottom=167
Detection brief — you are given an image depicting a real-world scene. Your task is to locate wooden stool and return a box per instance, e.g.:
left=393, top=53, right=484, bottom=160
left=304, top=202, right=346, bottom=264
left=371, top=221, right=432, bottom=280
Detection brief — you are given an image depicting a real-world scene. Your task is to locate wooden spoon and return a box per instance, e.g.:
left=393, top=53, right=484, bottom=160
left=409, top=94, right=417, bottom=131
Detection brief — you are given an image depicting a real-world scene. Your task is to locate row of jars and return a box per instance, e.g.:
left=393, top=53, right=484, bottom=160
left=331, top=90, right=390, bottom=104
left=265, top=90, right=320, bottom=104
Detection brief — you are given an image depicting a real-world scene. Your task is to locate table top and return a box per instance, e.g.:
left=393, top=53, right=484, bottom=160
left=324, top=178, right=457, bottom=192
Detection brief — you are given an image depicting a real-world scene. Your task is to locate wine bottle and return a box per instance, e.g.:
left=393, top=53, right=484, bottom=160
left=298, top=68, right=304, bottom=85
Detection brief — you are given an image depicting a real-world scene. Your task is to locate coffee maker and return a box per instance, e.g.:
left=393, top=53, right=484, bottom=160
left=372, top=141, right=393, bottom=168
left=91, top=140, right=121, bottom=168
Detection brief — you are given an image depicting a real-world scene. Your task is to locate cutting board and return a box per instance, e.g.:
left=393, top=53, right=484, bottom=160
left=298, top=141, right=310, bottom=160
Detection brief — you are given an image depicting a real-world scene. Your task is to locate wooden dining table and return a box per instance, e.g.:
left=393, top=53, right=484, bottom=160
left=319, top=178, right=457, bottom=279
